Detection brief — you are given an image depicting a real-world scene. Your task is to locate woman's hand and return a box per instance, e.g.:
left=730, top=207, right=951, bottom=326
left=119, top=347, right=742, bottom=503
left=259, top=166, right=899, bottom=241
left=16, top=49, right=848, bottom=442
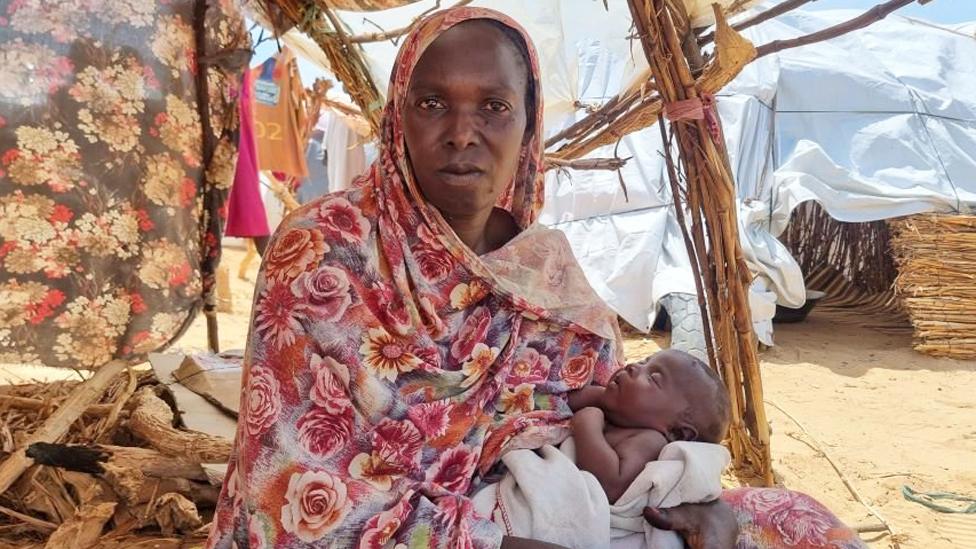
left=643, top=500, right=738, bottom=549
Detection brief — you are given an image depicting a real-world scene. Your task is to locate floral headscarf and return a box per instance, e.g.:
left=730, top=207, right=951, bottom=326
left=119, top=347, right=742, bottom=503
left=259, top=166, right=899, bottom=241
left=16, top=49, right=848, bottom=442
left=206, top=7, right=620, bottom=549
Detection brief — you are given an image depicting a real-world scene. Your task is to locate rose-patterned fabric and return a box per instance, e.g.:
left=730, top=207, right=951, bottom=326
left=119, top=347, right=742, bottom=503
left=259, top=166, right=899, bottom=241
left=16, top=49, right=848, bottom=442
left=206, top=7, right=866, bottom=549
left=722, top=488, right=867, bottom=548
left=0, top=0, right=249, bottom=368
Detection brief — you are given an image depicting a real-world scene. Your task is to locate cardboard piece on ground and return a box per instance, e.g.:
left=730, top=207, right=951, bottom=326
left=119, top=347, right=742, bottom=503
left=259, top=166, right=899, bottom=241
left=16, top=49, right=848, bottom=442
left=149, top=353, right=242, bottom=485
left=147, top=353, right=239, bottom=441
left=172, top=353, right=243, bottom=415
left=202, top=463, right=229, bottom=486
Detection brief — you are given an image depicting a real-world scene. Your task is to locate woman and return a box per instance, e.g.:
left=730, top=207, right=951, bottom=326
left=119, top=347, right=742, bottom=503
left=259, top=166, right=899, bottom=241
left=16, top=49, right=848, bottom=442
left=207, top=8, right=865, bottom=549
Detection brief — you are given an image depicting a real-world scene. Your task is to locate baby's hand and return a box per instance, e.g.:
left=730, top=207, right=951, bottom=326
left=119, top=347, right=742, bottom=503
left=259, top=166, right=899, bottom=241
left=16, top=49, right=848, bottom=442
left=572, top=406, right=605, bottom=431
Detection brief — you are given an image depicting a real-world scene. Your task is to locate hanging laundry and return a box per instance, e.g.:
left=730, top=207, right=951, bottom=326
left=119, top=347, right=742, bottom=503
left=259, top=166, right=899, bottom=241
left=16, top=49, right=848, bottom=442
left=225, top=69, right=271, bottom=239
left=324, top=110, right=368, bottom=192
left=296, top=127, right=329, bottom=204
left=251, top=47, right=309, bottom=178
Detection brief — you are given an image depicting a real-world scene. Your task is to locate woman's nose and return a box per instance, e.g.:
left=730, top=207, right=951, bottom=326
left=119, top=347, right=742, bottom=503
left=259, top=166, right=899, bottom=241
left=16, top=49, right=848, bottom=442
left=443, top=109, right=480, bottom=150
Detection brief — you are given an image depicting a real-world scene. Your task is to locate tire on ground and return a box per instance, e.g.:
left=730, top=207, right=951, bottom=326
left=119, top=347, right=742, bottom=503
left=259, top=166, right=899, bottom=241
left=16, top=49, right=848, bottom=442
left=660, top=292, right=707, bottom=362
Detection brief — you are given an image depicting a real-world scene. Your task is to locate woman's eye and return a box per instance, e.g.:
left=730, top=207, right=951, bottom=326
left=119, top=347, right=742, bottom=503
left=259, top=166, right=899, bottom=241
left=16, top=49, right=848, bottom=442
left=418, top=98, right=445, bottom=110
left=485, top=100, right=510, bottom=113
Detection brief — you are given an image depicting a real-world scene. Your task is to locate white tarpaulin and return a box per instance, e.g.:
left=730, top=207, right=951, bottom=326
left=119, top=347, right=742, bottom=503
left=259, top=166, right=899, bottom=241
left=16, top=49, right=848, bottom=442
left=317, top=2, right=976, bottom=342
left=537, top=5, right=976, bottom=340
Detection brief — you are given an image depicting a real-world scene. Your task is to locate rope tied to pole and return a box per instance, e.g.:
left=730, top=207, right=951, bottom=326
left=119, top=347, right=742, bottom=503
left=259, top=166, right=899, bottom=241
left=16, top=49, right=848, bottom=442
left=663, top=93, right=721, bottom=144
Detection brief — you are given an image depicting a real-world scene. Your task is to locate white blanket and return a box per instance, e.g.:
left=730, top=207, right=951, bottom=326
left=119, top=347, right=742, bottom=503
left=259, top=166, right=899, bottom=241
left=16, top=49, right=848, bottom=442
left=472, top=438, right=730, bottom=549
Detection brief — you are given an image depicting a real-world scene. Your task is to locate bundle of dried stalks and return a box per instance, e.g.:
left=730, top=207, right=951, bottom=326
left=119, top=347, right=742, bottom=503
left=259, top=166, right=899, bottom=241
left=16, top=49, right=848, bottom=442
left=628, top=0, right=773, bottom=484
left=0, top=368, right=231, bottom=548
left=268, top=0, right=385, bottom=135
left=890, top=214, right=976, bottom=359
left=782, top=201, right=898, bottom=296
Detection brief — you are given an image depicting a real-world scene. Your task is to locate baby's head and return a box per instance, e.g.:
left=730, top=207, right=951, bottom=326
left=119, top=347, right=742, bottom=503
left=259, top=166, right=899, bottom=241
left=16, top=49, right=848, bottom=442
left=600, top=350, right=730, bottom=444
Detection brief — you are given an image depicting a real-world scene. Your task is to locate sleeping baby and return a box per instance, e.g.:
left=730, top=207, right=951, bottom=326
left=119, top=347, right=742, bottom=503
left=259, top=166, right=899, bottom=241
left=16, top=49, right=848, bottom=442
left=473, top=349, right=731, bottom=549
left=567, top=349, right=731, bottom=503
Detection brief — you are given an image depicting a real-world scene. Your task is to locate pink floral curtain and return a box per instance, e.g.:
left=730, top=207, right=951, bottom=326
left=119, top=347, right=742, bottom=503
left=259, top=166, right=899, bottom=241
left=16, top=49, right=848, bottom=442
left=0, top=0, right=250, bottom=368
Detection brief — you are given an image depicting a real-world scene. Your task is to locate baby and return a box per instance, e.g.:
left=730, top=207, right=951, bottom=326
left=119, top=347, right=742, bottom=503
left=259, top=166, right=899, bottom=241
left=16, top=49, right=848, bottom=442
left=567, top=349, right=731, bottom=503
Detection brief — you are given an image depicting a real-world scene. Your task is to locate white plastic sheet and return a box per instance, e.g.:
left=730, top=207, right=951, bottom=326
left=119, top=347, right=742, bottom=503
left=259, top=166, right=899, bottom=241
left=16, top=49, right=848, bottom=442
left=320, top=2, right=976, bottom=342
left=541, top=6, right=976, bottom=340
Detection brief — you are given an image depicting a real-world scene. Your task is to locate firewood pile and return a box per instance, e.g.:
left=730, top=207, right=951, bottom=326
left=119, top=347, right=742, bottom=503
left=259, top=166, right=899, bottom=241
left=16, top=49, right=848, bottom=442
left=0, top=362, right=231, bottom=549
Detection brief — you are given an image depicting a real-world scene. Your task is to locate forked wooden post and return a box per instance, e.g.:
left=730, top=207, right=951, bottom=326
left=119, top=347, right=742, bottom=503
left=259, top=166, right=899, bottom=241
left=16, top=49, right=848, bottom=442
left=627, top=0, right=774, bottom=484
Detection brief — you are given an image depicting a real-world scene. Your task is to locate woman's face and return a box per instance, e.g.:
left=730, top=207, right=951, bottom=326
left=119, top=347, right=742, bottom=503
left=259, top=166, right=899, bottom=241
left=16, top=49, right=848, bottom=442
left=403, top=20, right=529, bottom=221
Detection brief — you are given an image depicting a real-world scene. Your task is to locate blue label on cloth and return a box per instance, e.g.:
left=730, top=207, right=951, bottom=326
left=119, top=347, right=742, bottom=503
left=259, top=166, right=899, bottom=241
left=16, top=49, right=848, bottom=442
left=255, top=80, right=280, bottom=106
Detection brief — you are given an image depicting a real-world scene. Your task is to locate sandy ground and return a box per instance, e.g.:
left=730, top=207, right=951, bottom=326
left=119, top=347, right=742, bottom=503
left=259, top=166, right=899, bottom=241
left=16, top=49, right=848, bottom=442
left=4, top=245, right=973, bottom=548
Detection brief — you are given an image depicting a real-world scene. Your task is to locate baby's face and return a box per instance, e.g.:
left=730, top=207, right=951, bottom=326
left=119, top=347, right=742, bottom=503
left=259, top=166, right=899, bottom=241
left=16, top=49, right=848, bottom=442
left=601, top=351, right=715, bottom=438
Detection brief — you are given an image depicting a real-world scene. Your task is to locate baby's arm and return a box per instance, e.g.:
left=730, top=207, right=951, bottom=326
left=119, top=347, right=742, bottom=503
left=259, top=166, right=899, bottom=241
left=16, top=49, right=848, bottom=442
left=567, top=385, right=605, bottom=411
left=572, top=407, right=668, bottom=504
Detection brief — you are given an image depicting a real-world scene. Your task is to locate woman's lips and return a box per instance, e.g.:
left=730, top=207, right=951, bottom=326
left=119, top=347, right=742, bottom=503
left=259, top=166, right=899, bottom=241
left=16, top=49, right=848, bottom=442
left=438, top=171, right=484, bottom=184
left=438, top=163, right=485, bottom=183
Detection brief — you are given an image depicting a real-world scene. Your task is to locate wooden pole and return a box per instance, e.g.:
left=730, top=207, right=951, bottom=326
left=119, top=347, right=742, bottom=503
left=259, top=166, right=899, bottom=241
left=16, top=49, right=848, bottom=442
left=699, top=0, right=818, bottom=44
left=629, top=0, right=774, bottom=483
left=205, top=304, right=220, bottom=353
left=0, top=360, right=128, bottom=495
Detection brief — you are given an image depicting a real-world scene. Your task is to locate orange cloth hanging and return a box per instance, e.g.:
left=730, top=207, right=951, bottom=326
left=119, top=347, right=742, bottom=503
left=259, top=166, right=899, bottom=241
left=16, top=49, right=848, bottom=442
left=251, top=48, right=309, bottom=178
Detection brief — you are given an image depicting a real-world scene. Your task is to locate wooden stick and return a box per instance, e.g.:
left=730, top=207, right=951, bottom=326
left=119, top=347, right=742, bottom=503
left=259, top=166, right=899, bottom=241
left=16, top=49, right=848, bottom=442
left=267, top=176, right=302, bottom=212
left=205, top=305, right=220, bottom=354
left=0, top=396, right=115, bottom=418
left=855, top=522, right=892, bottom=534
left=93, top=366, right=137, bottom=443
left=699, top=0, right=817, bottom=44
left=767, top=400, right=900, bottom=546
left=543, top=156, right=631, bottom=172
left=346, top=0, right=474, bottom=43
left=127, top=387, right=232, bottom=463
left=43, top=502, right=117, bottom=549
left=322, top=97, right=366, bottom=119
left=26, top=443, right=209, bottom=481
left=545, top=91, right=642, bottom=148
left=0, top=504, right=57, bottom=533
left=755, top=0, right=915, bottom=58
left=0, top=360, right=127, bottom=496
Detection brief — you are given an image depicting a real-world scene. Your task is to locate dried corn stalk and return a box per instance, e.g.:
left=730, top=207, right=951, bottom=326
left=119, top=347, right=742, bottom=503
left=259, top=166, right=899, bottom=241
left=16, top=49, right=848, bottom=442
left=782, top=202, right=897, bottom=296
left=890, top=214, right=976, bottom=359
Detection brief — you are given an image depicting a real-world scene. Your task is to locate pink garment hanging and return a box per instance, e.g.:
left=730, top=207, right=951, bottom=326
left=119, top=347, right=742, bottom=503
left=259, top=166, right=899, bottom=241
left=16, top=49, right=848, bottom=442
left=224, top=69, right=271, bottom=238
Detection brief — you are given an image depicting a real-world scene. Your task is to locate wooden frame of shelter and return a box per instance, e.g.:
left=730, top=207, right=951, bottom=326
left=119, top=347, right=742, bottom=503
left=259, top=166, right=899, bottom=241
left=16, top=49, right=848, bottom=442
left=255, top=0, right=930, bottom=484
